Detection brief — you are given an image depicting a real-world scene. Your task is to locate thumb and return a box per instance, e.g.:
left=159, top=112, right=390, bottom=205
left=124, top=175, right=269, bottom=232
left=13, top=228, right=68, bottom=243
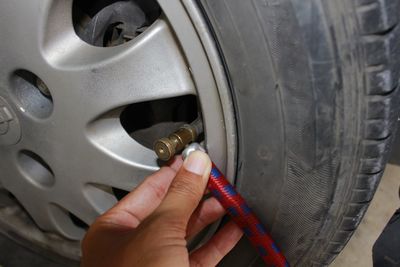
left=152, top=151, right=211, bottom=227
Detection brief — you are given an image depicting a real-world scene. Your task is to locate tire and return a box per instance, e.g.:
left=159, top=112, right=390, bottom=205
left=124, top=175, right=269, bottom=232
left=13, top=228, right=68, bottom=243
left=1, top=1, right=399, bottom=266
left=199, top=0, right=400, bottom=266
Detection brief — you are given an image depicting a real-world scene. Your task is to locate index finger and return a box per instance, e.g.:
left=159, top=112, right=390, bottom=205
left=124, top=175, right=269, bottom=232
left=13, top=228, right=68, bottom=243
left=99, top=157, right=183, bottom=228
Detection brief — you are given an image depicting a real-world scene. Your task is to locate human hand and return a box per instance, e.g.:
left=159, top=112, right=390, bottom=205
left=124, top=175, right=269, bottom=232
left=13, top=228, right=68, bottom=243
left=81, top=151, right=243, bottom=267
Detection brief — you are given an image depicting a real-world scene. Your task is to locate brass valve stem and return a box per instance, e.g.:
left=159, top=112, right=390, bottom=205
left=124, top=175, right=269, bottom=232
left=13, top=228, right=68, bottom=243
left=154, top=119, right=202, bottom=161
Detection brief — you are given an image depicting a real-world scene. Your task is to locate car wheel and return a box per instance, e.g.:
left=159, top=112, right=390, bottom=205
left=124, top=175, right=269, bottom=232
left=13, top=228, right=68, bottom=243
left=0, top=0, right=399, bottom=266
left=0, top=0, right=236, bottom=264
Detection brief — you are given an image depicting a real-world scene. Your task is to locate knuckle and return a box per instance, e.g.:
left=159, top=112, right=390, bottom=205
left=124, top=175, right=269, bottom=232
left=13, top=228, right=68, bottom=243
left=164, top=218, right=187, bottom=236
left=212, top=242, right=225, bottom=259
left=147, top=179, right=168, bottom=201
left=170, top=173, right=201, bottom=200
left=150, top=212, right=187, bottom=237
left=190, top=258, right=203, bottom=267
left=159, top=166, right=176, bottom=176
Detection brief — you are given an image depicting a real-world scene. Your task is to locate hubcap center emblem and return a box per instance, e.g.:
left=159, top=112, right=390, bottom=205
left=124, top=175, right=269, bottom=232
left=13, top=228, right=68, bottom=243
left=0, top=106, right=13, bottom=135
left=0, top=96, right=21, bottom=145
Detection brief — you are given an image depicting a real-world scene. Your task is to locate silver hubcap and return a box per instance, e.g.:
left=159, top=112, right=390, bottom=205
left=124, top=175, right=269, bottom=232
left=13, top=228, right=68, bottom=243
left=0, top=0, right=236, bottom=259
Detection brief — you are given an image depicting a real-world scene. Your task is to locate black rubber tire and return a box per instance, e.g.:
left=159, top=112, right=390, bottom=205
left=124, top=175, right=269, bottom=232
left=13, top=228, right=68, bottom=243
left=199, top=0, right=400, bottom=266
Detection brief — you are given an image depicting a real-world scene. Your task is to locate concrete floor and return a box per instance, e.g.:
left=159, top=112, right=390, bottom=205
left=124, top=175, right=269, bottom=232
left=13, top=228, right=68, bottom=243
left=0, top=165, right=399, bottom=266
left=331, top=164, right=400, bottom=267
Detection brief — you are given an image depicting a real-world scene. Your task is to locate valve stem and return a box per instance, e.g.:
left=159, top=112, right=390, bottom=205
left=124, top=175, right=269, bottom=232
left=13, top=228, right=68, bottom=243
left=154, top=118, right=203, bottom=161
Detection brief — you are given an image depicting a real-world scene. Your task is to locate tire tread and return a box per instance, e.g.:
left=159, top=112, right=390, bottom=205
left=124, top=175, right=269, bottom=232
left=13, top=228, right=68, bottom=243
left=320, top=0, right=400, bottom=263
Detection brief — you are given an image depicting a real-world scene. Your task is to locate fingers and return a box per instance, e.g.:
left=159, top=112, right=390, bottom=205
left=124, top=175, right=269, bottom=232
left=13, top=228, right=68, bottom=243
left=168, top=156, right=184, bottom=172
left=151, top=151, right=211, bottom=229
left=189, top=221, right=243, bottom=267
left=186, top=197, right=225, bottom=239
left=98, top=165, right=179, bottom=228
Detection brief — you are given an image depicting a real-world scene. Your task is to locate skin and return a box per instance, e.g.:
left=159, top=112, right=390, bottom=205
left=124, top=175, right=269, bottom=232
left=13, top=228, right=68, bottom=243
left=81, top=151, right=243, bottom=267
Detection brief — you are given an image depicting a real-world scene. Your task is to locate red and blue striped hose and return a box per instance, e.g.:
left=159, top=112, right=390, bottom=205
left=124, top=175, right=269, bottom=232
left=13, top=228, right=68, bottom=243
left=208, top=162, right=289, bottom=267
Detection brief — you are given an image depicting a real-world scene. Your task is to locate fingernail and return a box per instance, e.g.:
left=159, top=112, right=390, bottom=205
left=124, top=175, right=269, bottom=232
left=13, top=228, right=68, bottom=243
left=183, top=151, right=209, bottom=175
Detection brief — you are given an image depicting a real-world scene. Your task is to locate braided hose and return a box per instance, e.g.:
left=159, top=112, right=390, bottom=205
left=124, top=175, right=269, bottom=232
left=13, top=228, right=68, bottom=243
left=183, top=144, right=289, bottom=267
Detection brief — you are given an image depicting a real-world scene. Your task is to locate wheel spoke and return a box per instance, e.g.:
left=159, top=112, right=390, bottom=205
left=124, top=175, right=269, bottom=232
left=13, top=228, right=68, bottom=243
left=48, top=203, right=86, bottom=240
left=84, top=119, right=158, bottom=190
left=0, top=150, right=102, bottom=239
left=47, top=19, right=195, bottom=122
left=0, top=0, right=53, bottom=57
left=0, top=153, right=77, bottom=239
left=1, top=163, right=58, bottom=233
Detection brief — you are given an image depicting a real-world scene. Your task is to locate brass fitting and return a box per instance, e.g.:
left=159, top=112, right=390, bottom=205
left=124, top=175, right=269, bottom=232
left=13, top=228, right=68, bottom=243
left=154, top=124, right=198, bottom=161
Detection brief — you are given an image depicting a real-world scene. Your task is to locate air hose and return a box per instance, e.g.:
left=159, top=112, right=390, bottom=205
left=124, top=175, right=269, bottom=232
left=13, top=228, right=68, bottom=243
left=182, top=143, right=289, bottom=267
left=154, top=122, right=289, bottom=266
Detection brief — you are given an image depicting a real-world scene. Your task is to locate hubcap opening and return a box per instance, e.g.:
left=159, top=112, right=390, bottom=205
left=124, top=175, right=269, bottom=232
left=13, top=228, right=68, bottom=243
left=120, top=95, right=199, bottom=150
left=112, top=187, right=129, bottom=201
left=18, top=150, right=55, bottom=188
left=10, top=70, right=53, bottom=119
left=69, top=212, right=89, bottom=230
left=72, top=0, right=161, bottom=47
